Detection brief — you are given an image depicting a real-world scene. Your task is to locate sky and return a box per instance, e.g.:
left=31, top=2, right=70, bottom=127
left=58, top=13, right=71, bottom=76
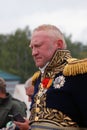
left=0, top=0, right=87, bottom=44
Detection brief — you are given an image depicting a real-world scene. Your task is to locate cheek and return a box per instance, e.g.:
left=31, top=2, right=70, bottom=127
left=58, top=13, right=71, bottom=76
left=42, top=50, right=53, bottom=62
left=47, top=46, right=56, bottom=57
left=39, top=44, right=56, bottom=60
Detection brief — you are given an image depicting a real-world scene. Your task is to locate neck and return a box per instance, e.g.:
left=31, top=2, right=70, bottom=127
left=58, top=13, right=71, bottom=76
left=39, top=62, right=49, bottom=74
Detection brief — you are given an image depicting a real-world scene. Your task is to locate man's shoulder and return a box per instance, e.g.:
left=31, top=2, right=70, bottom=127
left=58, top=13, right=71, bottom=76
left=63, top=58, right=87, bottom=76
left=11, top=97, right=26, bottom=110
left=32, top=71, right=40, bottom=85
left=12, top=97, right=26, bottom=106
left=12, top=97, right=23, bottom=103
left=12, top=97, right=27, bottom=115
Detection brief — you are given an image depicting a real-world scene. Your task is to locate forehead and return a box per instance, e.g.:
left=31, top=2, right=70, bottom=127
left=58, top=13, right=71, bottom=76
left=30, top=31, right=53, bottom=46
left=33, top=31, right=48, bottom=37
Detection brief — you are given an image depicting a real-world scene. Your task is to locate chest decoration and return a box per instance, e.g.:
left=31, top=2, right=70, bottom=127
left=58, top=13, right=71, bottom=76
left=41, top=78, right=53, bottom=89
left=37, top=78, right=53, bottom=97
left=53, top=75, right=65, bottom=89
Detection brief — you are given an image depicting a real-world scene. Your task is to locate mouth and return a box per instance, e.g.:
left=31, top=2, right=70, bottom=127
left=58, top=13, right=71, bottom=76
left=34, top=56, right=42, bottom=61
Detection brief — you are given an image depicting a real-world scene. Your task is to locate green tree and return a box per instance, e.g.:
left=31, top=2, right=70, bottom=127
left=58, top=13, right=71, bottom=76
left=0, top=26, right=37, bottom=82
left=64, top=34, right=87, bottom=58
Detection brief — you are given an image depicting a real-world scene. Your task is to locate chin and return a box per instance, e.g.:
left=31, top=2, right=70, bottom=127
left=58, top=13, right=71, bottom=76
left=36, top=63, right=43, bottom=68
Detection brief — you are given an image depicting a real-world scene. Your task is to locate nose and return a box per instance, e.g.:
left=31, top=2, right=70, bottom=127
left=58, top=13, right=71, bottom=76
left=32, top=47, right=38, bottom=56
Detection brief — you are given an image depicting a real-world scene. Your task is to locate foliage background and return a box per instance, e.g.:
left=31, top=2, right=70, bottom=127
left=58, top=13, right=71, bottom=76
left=0, top=26, right=87, bottom=82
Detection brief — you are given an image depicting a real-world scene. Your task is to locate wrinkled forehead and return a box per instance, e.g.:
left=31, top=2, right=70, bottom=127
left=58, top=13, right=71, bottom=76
left=31, top=30, right=56, bottom=42
left=30, top=31, right=53, bottom=45
left=32, top=30, right=52, bottom=37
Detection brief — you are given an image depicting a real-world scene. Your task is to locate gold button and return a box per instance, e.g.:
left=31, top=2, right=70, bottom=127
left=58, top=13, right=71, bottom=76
left=40, top=83, right=43, bottom=88
left=38, top=91, right=42, bottom=96
left=36, top=107, right=40, bottom=113
left=35, top=116, right=39, bottom=121
left=36, top=99, right=40, bottom=104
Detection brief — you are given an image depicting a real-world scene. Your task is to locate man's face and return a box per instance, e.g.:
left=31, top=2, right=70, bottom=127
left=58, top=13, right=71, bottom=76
left=26, top=86, right=34, bottom=102
left=30, top=31, right=57, bottom=68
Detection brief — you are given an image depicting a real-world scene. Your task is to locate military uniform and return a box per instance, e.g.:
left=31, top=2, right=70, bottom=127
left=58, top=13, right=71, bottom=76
left=29, top=50, right=87, bottom=129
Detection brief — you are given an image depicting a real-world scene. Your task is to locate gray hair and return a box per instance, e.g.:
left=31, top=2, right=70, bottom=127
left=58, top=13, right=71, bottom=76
left=33, top=24, right=67, bottom=49
left=24, top=77, right=32, bottom=89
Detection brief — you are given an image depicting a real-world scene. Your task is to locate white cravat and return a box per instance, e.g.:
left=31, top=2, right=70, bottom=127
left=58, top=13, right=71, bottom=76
left=39, top=62, right=49, bottom=81
left=39, top=62, right=49, bottom=74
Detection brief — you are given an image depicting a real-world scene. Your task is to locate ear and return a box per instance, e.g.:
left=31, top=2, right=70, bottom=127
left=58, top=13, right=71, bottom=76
left=57, top=39, right=63, bottom=49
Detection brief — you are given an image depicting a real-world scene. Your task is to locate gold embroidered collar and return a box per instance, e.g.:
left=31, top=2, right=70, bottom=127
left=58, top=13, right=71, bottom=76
left=43, top=50, right=71, bottom=78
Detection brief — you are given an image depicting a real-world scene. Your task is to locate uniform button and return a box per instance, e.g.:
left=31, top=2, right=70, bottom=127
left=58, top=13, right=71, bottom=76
left=38, top=91, right=42, bottom=96
left=35, top=116, right=39, bottom=121
left=36, top=99, right=40, bottom=104
left=35, top=107, right=40, bottom=113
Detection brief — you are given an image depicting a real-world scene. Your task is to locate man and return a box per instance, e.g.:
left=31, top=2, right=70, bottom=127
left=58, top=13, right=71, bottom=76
left=16, top=24, right=87, bottom=130
left=24, top=71, right=40, bottom=103
left=29, top=24, right=87, bottom=129
left=0, top=77, right=27, bottom=129
left=25, top=77, right=34, bottom=102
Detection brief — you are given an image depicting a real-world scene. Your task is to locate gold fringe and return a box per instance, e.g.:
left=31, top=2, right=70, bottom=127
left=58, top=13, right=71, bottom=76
left=63, top=58, right=87, bottom=76
left=32, top=71, right=40, bottom=85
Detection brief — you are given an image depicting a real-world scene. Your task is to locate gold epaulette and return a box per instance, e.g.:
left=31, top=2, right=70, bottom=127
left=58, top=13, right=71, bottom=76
left=63, top=58, right=87, bottom=76
left=32, top=71, right=40, bottom=85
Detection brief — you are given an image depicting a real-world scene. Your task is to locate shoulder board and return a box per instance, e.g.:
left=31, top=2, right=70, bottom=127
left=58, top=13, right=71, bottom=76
left=63, top=58, right=87, bottom=76
left=32, top=71, right=41, bottom=85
